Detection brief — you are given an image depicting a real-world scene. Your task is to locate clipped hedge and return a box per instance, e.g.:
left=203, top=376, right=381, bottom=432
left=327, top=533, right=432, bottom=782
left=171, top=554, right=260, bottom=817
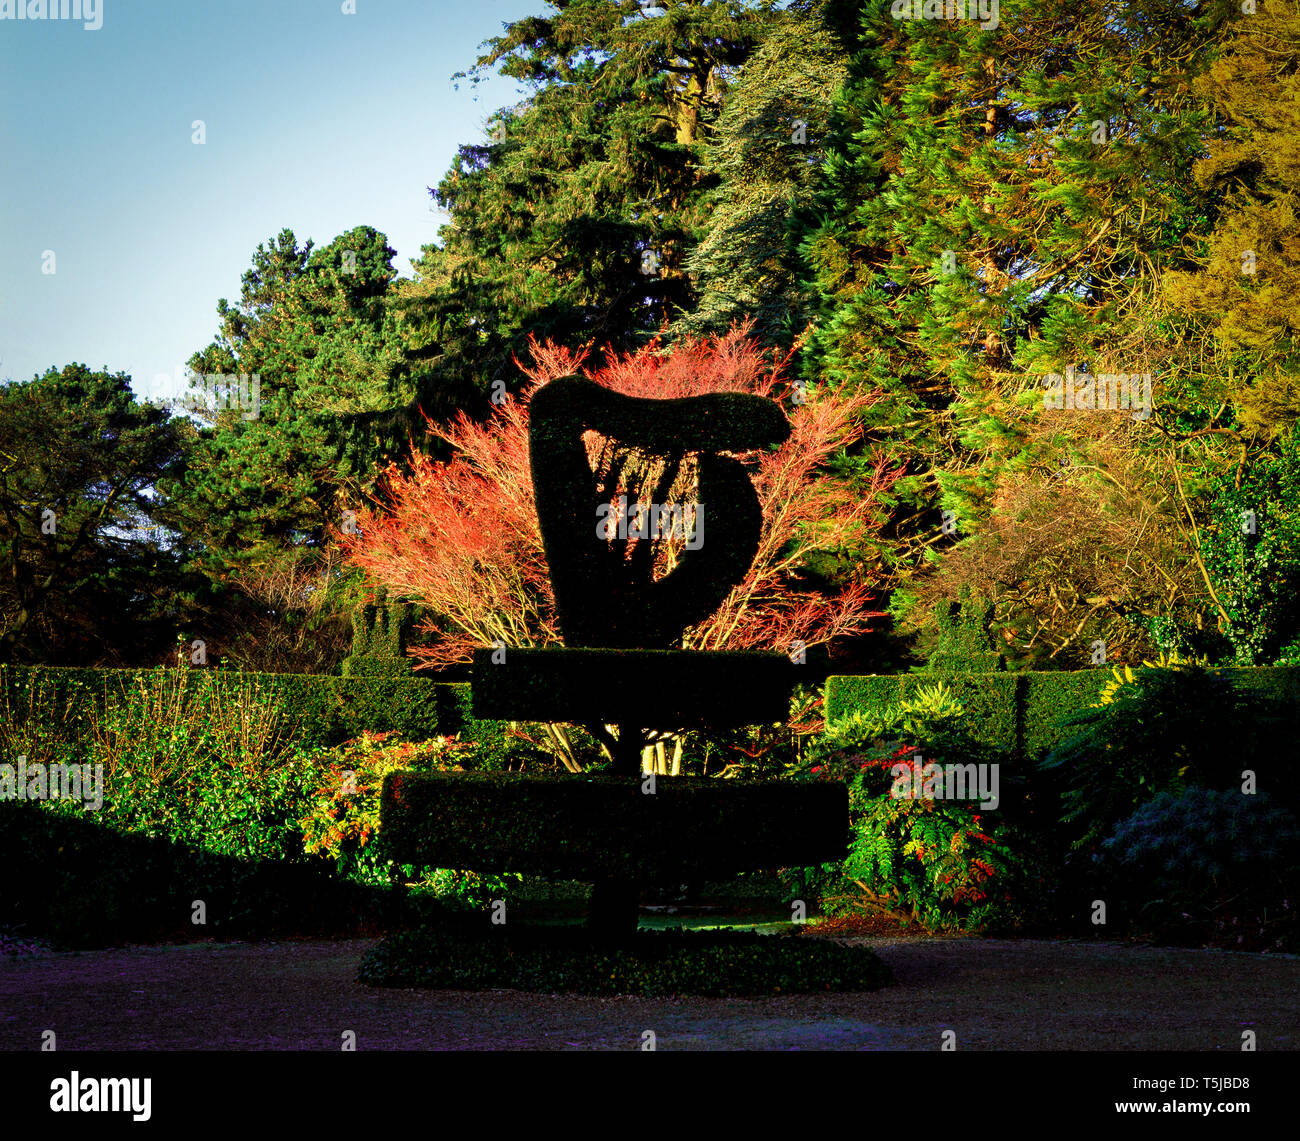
left=341, top=586, right=420, bottom=678
left=357, top=923, right=892, bottom=996
left=380, top=771, right=848, bottom=880
left=471, top=647, right=796, bottom=727
left=825, top=666, right=1300, bottom=764
left=926, top=587, right=1007, bottom=673
left=0, top=664, right=502, bottom=751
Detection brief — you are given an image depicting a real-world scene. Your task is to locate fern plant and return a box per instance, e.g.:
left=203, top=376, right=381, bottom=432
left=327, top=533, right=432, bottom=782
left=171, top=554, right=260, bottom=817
left=794, top=683, right=1037, bottom=930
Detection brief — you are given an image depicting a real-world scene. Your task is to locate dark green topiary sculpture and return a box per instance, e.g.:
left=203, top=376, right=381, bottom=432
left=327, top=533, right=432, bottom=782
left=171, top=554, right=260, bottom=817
left=528, top=376, right=790, bottom=648
left=341, top=586, right=417, bottom=678
left=927, top=585, right=1006, bottom=673
left=470, top=647, right=796, bottom=727
left=472, top=374, right=798, bottom=775
left=381, top=372, right=851, bottom=946
left=383, top=772, right=848, bottom=880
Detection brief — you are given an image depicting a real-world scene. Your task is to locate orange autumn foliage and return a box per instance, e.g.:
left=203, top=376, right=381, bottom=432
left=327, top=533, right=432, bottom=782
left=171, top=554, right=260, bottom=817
left=340, top=322, right=898, bottom=670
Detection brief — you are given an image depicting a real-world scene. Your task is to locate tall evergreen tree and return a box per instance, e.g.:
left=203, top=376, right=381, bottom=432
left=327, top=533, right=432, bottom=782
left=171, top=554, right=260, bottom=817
left=157, top=226, right=410, bottom=671
left=669, top=0, right=851, bottom=347
left=0, top=365, right=191, bottom=665
left=1155, top=0, right=1300, bottom=664
left=396, top=0, right=782, bottom=412
left=1165, top=0, right=1300, bottom=420
left=796, top=0, right=1237, bottom=666
left=164, top=226, right=410, bottom=576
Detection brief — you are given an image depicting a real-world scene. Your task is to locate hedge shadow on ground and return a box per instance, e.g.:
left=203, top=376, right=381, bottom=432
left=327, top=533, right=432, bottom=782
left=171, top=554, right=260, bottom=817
left=0, top=801, right=454, bottom=950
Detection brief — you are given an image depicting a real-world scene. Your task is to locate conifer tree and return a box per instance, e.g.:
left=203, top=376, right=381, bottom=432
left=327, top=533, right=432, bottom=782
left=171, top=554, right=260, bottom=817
left=396, top=0, right=782, bottom=410
left=1157, top=0, right=1300, bottom=663
left=669, top=0, right=850, bottom=347
left=796, top=0, right=1237, bottom=665
left=164, top=226, right=410, bottom=575
left=157, top=227, right=410, bottom=671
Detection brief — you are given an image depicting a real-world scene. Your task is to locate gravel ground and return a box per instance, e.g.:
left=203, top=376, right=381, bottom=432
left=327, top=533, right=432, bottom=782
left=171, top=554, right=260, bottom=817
left=2, top=934, right=1296, bottom=1050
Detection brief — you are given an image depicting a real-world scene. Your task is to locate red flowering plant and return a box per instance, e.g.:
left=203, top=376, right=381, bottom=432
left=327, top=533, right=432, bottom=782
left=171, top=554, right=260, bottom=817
left=789, top=684, right=1036, bottom=931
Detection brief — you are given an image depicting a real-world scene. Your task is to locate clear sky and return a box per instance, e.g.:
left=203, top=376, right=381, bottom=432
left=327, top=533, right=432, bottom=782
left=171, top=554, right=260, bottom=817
left=0, top=0, right=536, bottom=401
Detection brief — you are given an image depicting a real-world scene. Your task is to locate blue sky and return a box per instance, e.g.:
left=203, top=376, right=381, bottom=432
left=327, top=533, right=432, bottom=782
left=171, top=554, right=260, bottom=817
left=0, top=0, right=536, bottom=401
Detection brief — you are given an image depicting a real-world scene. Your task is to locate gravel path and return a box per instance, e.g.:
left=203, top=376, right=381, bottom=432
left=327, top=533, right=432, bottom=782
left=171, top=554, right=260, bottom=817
left=2, top=935, right=1295, bottom=1050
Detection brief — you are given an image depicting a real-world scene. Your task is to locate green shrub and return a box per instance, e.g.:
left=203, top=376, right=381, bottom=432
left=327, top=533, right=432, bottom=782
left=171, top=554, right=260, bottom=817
left=0, top=662, right=528, bottom=945
left=790, top=684, right=1045, bottom=931
left=1041, top=665, right=1291, bottom=849
left=0, top=668, right=90, bottom=769
left=415, top=868, right=520, bottom=910
left=81, top=662, right=312, bottom=862
left=0, top=662, right=343, bottom=946
left=825, top=671, right=1109, bottom=764
left=1101, top=788, right=1299, bottom=950
left=299, top=731, right=468, bottom=883
left=298, top=729, right=523, bottom=906
left=357, top=923, right=891, bottom=996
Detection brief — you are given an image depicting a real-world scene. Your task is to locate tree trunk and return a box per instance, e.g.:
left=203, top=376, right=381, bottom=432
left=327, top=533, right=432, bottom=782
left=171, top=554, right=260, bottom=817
left=587, top=876, right=641, bottom=942
left=610, top=723, right=643, bottom=777
left=587, top=722, right=644, bottom=939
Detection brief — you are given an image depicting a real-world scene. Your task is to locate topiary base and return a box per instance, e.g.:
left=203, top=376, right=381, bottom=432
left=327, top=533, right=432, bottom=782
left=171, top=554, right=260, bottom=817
left=357, top=923, right=891, bottom=997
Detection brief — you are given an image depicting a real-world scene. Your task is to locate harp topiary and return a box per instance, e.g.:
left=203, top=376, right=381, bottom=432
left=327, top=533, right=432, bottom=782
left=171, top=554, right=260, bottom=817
left=381, top=373, right=850, bottom=941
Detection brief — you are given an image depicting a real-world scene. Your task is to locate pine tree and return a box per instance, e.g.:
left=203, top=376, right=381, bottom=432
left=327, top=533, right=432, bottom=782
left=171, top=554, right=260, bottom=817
left=164, top=226, right=410, bottom=575
left=157, top=226, right=411, bottom=671
left=0, top=365, right=191, bottom=665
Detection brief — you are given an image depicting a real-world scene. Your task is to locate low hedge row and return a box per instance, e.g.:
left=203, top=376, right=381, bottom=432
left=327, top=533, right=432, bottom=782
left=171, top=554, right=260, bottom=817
left=825, top=666, right=1300, bottom=763
left=0, top=664, right=501, bottom=752
left=357, top=922, right=892, bottom=996
left=12, top=663, right=1299, bottom=767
